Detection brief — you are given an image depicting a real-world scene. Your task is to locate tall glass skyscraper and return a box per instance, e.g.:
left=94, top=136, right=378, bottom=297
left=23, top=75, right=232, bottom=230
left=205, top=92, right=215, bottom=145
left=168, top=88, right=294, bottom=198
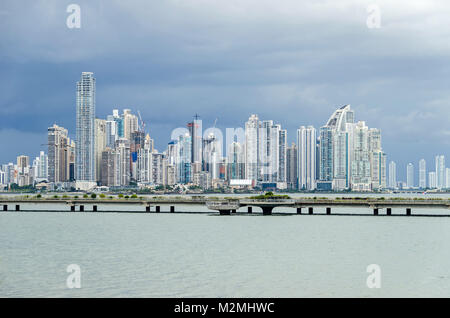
left=75, top=72, right=96, bottom=181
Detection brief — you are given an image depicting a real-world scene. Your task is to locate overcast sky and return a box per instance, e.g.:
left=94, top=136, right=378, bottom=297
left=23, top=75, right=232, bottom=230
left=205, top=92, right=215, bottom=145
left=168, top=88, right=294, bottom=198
left=1, top=0, right=449, bottom=180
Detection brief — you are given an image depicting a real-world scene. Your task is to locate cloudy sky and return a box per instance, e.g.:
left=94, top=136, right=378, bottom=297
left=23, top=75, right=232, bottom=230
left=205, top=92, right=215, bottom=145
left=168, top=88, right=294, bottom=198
left=1, top=0, right=449, bottom=180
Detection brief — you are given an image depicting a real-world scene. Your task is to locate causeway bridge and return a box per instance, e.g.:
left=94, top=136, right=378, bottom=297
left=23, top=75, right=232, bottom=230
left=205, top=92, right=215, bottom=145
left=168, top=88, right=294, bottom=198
left=0, top=196, right=449, bottom=216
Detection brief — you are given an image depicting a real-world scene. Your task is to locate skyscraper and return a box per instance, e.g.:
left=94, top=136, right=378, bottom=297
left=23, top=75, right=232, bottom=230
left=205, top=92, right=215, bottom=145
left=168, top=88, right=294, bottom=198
left=244, top=114, right=259, bottom=184
left=95, top=118, right=107, bottom=182
left=48, top=124, right=71, bottom=183
left=388, top=161, right=397, bottom=189
left=75, top=72, right=96, bottom=182
left=286, top=143, right=298, bottom=190
left=435, top=155, right=445, bottom=189
left=297, top=126, right=316, bottom=190
left=406, top=163, right=414, bottom=188
left=322, top=105, right=354, bottom=190
left=259, top=120, right=280, bottom=182
left=278, top=129, right=287, bottom=183
left=350, top=121, right=371, bottom=191
left=419, top=159, right=426, bottom=189
left=188, top=115, right=202, bottom=165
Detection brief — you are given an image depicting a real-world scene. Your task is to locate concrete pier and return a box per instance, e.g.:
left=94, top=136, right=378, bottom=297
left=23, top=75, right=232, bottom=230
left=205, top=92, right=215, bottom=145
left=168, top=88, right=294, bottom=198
left=93, top=205, right=97, bottom=212
left=71, top=205, right=75, bottom=212
left=406, top=208, right=412, bottom=216
left=248, top=207, right=252, bottom=213
left=3, top=205, right=7, bottom=211
left=80, top=205, right=84, bottom=212
left=326, top=207, right=331, bottom=215
left=15, top=205, right=20, bottom=211
left=297, top=207, right=302, bottom=214
left=308, top=207, right=313, bottom=215
left=170, top=206, right=175, bottom=213
left=387, top=208, right=392, bottom=215
left=373, top=208, right=379, bottom=215
left=146, top=206, right=150, bottom=212
left=156, top=206, right=160, bottom=213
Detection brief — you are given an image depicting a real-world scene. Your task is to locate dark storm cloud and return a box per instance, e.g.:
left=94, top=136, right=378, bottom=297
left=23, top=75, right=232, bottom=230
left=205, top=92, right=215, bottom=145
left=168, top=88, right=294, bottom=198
left=0, top=0, right=449, bottom=179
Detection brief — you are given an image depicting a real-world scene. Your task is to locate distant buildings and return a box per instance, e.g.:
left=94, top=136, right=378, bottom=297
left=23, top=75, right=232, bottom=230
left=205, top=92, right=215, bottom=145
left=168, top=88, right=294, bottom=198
left=2, top=73, right=449, bottom=193
left=407, top=163, right=414, bottom=189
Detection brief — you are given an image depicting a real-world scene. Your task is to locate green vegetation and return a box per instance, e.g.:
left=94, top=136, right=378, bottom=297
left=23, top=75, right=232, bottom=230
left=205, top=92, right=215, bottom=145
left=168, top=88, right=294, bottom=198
left=99, top=193, right=106, bottom=199
left=130, top=194, right=138, bottom=199
left=118, top=194, right=124, bottom=198
left=83, top=194, right=88, bottom=199
left=249, top=192, right=291, bottom=200
left=90, top=193, right=97, bottom=199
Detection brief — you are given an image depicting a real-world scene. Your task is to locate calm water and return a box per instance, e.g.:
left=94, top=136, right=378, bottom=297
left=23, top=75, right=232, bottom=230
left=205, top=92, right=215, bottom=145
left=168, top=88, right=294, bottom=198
left=2, top=202, right=450, bottom=297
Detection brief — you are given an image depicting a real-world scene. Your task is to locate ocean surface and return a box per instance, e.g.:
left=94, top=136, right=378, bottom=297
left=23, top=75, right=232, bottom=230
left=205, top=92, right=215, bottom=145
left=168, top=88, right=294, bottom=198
left=1, top=194, right=450, bottom=297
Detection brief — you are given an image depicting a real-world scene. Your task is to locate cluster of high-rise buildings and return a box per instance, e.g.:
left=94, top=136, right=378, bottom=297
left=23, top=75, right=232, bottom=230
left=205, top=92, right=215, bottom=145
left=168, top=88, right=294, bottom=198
left=388, top=155, right=450, bottom=190
left=0, top=72, right=448, bottom=192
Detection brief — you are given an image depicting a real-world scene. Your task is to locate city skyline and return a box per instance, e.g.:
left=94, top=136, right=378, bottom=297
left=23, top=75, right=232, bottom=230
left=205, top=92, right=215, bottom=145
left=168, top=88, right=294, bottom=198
left=1, top=71, right=448, bottom=191
left=1, top=1, right=450, bottom=181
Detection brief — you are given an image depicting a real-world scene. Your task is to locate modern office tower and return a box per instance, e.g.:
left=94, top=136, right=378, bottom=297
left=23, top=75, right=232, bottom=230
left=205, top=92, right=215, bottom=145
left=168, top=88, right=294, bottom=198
left=321, top=105, right=354, bottom=190
left=227, top=141, right=245, bottom=180
left=245, top=114, right=259, bottom=184
left=76, top=72, right=96, bottom=182
left=348, top=121, right=371, bottom=191
left=435, top=155, right=445, bottom=189
left=419, top=159, right=427, bottom=189
left=428, top=171, right=437, bottom=189
left=178, top=133, right=192, bottom=184
left=137, top=137, right=152, bottom=184
left=203, top=132, right=221, bottom=181
left=297, top=126, right=316, bottom=190
left=115, top=138, right=131, bottom=186
left=388, top=161, right=397, bottom=189
left=131, top=130, right=147, bottom=180
left=101, top=148, right=120, bottom=187
left=259, top=120, right=280, bottom=183
left=16, top=155, right=32, bottom=186
left=105, top=116, right=118, bottom=149
left=33, top=151, right=48, bottom=180
left=47, top=124, right=71, bottom=183
left=286, top=143, right=298, bottom=190
left=318, top=126, right=333, bottom=190
left=368, top=128, right=386, bottom=190
left=407, top=163, right=414, bottom=188
left=122, top=109, right=139, bottom=142
left=187, top=115, right=203, bottom=165
left=278, top=129, right=287, bottom=183
left=16, top=155, right=29, bottom=174
left=151, top=153, right=164, bottom=185
left=95, top=118, right=107, bottom=182
left=446, top=168, right=450, bottom=189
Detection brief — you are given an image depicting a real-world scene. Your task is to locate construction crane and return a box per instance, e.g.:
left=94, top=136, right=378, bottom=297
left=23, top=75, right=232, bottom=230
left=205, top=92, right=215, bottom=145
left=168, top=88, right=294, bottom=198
left=137, top=110, right=146, bottom=133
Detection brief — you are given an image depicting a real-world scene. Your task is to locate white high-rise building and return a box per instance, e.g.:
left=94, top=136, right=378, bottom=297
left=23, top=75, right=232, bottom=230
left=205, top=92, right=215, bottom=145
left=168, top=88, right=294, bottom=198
left=349, top=121, right=371, bottom=191
left=297, top=126, right=316, bottom=190
left=259, top=120, right=280, bottom=183
left=278, top=129, right=287, bottom=183
left=446, top=167, right=450, bottom=189
left=368, top=128, right=386, bottom=190
left=244, top=114, right=259, bottom=184
left=388, top=161, right=397, bottom=189
left=419, top=159, right=426, bottom=189
left=406, top=163, right=414, bottom=188
left=95, top=118, right=107, bottom=182
left=323, top=105, right=354, bottom=190
left=435, top=155, right=445, bottom=189
left=75, top=72, right=96, bottom=182
left=428, top=171, right=437, bottom=189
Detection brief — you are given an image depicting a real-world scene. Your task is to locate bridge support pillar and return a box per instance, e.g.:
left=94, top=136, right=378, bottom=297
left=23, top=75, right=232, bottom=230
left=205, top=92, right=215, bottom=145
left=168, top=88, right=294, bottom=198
left=262, top=207, right=273, bottom=215
left=373, top=208, right=379, bottom=216
left=15, top=205, right=20, bottom=211
left=70, top=205, right=75, bottom=212
left=146, top=205, right=151, bottom=212
left=3, top=205, right=7, bottom=211
left=387, top=208, right=392, bottom=216
left=93, top=205, right=97, bottom=212
left=170, top=206, right=175, bottom=213
left=80, top=205, right=84, bottom=212
left=308, top=207, right=313, bottom=215
left=326, top=207, right=331, bottom=215
left=248, top=207, right=252, bottom=213
left=406, top=208, right=411, bottom=216
left=219, top=210, right=231, bottom=215
left=296, top=207, right=302, bottom=214
left=231, top=209, right=236, bottom=213
left=156, top=206, right=160, bottom=213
